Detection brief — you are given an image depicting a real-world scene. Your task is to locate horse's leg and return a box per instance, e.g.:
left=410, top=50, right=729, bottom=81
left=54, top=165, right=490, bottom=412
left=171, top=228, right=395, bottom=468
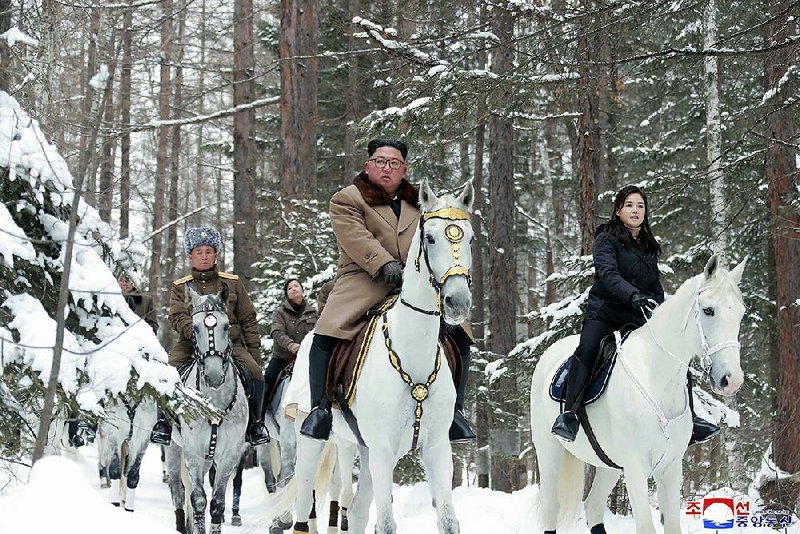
left=161, top=445, right=169, bottom=483
left=654, top=460, right=683, bottom=534
left=419, top=440, right=458, bottom=534
left=186, top=456, right=209, bottom=534
left=347, top=445, right=372, bottom=534
left=262, top=442, right=278, bottom=493
left=231, top=450, right=247, bottom=526
left=209, top=451, right=240, bottom=534
left=122, top=437, right=150, bottom=512
left=165, top=444, right=188, bottom=534
left=625, top=466, right=657, bottom=534
left=293, top=435, right=327, bottom=533
left=336, top=441, right=355, bottom=532
left=367, top=447, right=396, bottom=534
left=583, top=468, right=620, bottom=534
left=535, top=441, right=565, bottom=533
left=328, top=450, right=343, bottom=533
left=107, top=446, right=123, bottom=507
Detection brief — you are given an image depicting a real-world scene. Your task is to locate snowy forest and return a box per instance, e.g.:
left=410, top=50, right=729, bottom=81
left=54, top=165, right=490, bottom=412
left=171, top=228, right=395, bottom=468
left=0, top=0, right=798, bottom=529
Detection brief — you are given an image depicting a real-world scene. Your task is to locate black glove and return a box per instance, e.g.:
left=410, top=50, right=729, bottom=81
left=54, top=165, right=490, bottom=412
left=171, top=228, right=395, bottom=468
left=630, top=291, right=657, bottom=318
left=379, top=261, right=403, bottom=286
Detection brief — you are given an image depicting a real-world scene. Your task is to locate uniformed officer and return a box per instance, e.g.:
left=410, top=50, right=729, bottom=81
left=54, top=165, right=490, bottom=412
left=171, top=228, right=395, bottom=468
left=150, top=226, right=270, bottom=446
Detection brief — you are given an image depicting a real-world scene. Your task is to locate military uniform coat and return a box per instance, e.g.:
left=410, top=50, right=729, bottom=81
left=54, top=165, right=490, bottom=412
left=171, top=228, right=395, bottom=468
left=315, top=173, right=420, bottom=340
left=270, top=299, right=317, bottom=361
left=169, top=266, right=264, bottom=380
left=124, top=292, right=158, bottom=333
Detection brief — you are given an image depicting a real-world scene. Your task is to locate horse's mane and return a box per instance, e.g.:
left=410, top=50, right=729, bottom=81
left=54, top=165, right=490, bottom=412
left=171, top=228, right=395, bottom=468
left=649, top=264, right=744, bottom=324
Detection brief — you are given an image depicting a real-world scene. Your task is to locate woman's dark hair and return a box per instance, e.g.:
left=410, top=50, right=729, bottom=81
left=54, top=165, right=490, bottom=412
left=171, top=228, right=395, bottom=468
left=367, top=138, right=408, bottom=160
left=604, top=185, right=662, bottom=255
left=283, top=278, right=301, bottom=297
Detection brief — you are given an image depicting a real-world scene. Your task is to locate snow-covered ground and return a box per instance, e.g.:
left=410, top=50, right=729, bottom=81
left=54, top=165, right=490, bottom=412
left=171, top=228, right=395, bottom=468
left=1, top=444, right=796, bottom=534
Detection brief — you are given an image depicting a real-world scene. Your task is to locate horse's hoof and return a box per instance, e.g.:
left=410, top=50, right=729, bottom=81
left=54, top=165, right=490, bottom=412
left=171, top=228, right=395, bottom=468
left=276, top=518, right=293, bottom=530
left=210, top=523, right=222, bottom=534
left=162, top=473, right=169, bottom=483
left=100, top=481, right=111, bottom=489
left=111, top=502, right=120, bottom=507
left=270, top=526, right=285, bottom=534
left=590, top=524, right=607, bottom=534
left=266, top=482, right=277, bottom=493
left=231, top=514, right=242, bottom=526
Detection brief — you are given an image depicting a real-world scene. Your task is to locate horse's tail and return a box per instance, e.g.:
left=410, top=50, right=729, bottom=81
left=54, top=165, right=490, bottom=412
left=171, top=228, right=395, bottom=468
left=267, top=439, right=337, bottom=520
left=556, top=451, right=584, bottom=527
left=269, top=441, right=281, bottom=477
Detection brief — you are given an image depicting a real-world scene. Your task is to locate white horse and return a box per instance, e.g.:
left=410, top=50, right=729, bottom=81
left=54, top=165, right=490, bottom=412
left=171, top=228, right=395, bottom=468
left=96, top=396, right=157, bottom=510
left=290, top=180, right=475, bottom=534
left=530, top=255, right=747, bottom=534
left=164, top=286, right=248, bottom=534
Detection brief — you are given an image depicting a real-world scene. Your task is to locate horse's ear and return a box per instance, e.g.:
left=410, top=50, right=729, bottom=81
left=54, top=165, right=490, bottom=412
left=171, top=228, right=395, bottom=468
left=457, top=180, right=475, bottom=213
left=420, top=180, right=438, bottom=211
left=704, top=254, right=720, bottom=280
left=187, top=284, right=201, bottom=306
left=730, top=256, right=748, bottom=285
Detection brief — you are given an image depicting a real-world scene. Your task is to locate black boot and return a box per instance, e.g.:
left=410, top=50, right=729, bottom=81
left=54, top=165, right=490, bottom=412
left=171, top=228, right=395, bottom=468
left=449, top=332, right=475, bottom=443
left=551, top=358, right=590, bottom=442
left=246, top=379, right=271, bottom=446
left=300, top=336, right=334, bottom=440
left=151, top=408, right=172, bottom=445
left=687, top=371, right=720, bottom=445
left=67, top=417, right=84, bottom=448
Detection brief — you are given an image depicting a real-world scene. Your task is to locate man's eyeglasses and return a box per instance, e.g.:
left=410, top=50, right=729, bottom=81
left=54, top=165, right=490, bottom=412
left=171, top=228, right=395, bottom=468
left=368, top=157, right=405, bottom=170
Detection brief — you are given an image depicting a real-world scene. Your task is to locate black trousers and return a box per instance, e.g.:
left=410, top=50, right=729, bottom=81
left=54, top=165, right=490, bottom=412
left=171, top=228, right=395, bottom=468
left=264, top=357, right=291, bottom=394
left=573, top=318, right=619, bottom=371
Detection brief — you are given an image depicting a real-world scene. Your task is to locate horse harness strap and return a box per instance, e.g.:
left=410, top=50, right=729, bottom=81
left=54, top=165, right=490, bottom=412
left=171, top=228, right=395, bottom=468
left=381, top=311, right=442, bottom=450
left=206, top=383, right=239, bottom=460
left=122, top=399, right=140, bottom=441
left=576, top=407, right=622, bottom=470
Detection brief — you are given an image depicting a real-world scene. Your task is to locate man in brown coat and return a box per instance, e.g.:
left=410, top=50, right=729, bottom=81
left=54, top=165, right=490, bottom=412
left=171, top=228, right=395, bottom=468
left=150, top=226, right=270, bottom=446
left=301, top=139, right=475, bottom=443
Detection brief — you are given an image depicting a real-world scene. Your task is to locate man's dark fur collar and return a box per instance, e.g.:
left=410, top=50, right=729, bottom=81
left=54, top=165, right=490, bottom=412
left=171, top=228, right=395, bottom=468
left=354, top=172, right=419, bottom=208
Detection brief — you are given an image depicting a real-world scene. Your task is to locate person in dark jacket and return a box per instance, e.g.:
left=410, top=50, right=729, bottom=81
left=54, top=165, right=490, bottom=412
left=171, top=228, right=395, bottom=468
left=119, top=273, right=159, bottom=333
left=266, top=279, right=317, bottom=397
left=551, top=185, right=720, bottom=445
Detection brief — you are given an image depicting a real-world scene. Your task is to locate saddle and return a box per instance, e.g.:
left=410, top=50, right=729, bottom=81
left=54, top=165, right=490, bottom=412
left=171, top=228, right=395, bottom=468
left=325, top=295, right=462, bottom=408
left=267, top=362, right=294, bottom=409
left=549, top=324, right=636, bottom=405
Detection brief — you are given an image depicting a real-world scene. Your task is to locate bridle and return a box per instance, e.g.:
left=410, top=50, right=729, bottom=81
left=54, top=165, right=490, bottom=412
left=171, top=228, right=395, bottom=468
left=402, top=206, right=472, bottom=316
left=191, top=301, right=234, bottom=384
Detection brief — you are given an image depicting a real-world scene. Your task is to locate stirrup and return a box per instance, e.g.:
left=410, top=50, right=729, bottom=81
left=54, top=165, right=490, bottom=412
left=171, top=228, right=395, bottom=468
left=689, top=416, right=720, bottom=445
left=247, top=423, right=271, bottom=446
left=551, top=412, right=580, bottom=442
left=300, top=406, right=332, bottom=440
left=150, top=420, right=172, bottom=445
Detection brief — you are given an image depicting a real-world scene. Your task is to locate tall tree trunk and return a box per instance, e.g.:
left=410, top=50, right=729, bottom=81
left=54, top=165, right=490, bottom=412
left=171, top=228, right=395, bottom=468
left=192, top=0, right=207, bottom=227
left=78, top=6, right=101, bottom=202
left=344, top=0, right=360, bottom=184
left=118, top=0, right=133, bottom=238
left=233, top=0, right=258, bottom=282
left=148, top=0, right=173, bottom=313
left=576, top=0, right=610, bottom=254
left=764, top=1, right=800, bottom=505
left=538, top=127, right=557, bottom=305
left=98, top=17, right=119, bottom=223
left=0, top=0, right=11, bottom=92
left=279, top=0, right=319, bottom=197
left=487, top=3, right=518, bottom=494
left=166, top=3, right=187, bottom=280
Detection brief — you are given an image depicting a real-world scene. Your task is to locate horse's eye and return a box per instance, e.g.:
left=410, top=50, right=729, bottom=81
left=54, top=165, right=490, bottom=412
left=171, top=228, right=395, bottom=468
left=703, top=307, right=715, bottom=317
left=426, top=234, right=435, bottom=244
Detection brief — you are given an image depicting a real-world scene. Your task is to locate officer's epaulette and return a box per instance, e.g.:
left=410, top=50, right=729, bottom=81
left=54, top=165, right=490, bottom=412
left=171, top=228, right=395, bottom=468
left=173, top=274, right=194, bottom=286
left=218, top=272, right=239, bottom=281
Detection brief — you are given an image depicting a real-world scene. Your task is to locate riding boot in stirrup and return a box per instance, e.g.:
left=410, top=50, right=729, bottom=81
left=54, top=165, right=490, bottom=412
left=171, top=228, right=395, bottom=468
left=67, top=413, right=85, bottom=448
left=150, top=408, right=172, bottom=445
left=449, top=343, right=475, bottom=443
left=687, top=371, right=720, bottom=445
left=246, top=379, right=271, bottom=446
left=300, top=339, right=333, bottom=440
left=551, top=357, right=590, bottom=442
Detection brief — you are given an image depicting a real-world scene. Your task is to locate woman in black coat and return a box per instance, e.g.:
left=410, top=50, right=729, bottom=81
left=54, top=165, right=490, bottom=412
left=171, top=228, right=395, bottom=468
left=551, top=185, right=720, bottom=445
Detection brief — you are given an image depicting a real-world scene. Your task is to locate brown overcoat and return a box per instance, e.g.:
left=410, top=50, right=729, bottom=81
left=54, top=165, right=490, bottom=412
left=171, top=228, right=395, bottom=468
left=315, top=173, right=420, bottom=340
left=270, top=299, right=317, bottom=361
left=168, top=266, right=264, bottom=380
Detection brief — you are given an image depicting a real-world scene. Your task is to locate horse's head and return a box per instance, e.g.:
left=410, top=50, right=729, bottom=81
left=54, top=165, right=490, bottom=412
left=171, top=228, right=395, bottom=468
left=417, top=180, right=475, bottom=325
left=689, top=254, right=748, bottom=396
left=188, top=284, right=232, bottom=389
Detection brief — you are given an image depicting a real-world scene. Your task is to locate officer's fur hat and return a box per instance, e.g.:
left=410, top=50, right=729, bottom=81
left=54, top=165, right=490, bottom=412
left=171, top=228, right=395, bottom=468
left=184, top=226, right=221, bottom=255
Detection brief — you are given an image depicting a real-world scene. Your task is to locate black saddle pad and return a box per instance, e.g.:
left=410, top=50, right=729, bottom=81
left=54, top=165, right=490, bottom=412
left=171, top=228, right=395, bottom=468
left=549, top=325, right=636, bottom=405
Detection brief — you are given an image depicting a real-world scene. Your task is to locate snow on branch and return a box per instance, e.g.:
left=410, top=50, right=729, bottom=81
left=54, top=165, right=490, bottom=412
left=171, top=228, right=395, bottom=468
left=0, top=28, right=39, bottom=48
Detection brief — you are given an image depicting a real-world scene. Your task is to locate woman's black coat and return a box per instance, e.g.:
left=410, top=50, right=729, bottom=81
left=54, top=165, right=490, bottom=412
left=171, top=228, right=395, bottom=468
left=584, top=225, right=665, bottom=328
